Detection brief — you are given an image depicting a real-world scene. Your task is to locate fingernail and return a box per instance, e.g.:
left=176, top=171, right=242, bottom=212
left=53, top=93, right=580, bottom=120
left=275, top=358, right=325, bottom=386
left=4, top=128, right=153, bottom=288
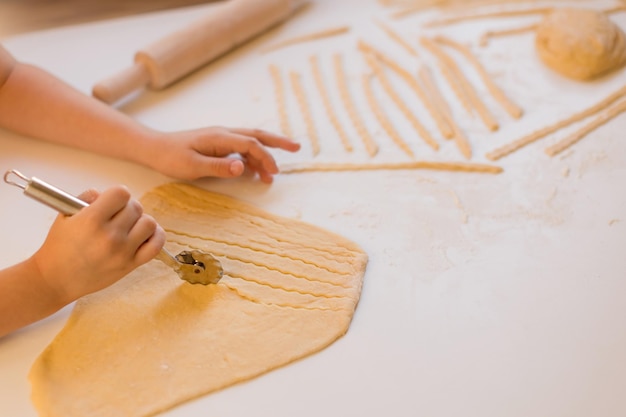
left=230, top=161, right=244, bottom=176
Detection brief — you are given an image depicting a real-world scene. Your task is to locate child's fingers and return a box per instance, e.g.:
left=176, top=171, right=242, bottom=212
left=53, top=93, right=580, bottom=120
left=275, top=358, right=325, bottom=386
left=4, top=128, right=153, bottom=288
left=243, top=157, right=274, bottom=184
left=111, top=199, right=143, bottom=233
left=87, top=186, right=131, bottom=221
left=132, top=219, right=165, bottom=265
left=189, top=154, right=243, bottom=179
left=229, top=128, right=301, bottom=152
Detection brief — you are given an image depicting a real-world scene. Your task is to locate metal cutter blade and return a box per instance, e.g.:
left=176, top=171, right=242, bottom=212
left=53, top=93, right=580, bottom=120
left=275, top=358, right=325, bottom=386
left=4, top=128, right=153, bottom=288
left=157, top=248, right=223, bottom=285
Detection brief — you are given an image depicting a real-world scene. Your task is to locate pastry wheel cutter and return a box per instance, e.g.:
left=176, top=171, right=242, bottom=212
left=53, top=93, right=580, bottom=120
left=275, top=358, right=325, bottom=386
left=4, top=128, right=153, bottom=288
left=3, top=169, right=223, bottom=285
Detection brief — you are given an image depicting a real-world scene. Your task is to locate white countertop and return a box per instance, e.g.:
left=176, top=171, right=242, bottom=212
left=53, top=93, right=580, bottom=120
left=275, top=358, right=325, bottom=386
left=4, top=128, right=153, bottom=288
left=1, top=1, right=625, bottom=416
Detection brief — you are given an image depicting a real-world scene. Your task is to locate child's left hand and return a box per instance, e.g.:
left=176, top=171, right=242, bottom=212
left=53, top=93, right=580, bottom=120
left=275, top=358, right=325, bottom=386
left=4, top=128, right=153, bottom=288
left=141, top=127, right=300, bottom=183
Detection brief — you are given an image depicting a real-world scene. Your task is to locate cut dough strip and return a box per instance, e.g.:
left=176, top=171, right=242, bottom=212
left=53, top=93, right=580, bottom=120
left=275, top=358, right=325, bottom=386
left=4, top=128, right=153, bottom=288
left=418, top=66, right=472, bottom=159
left=425, top=4, right=624, bottom=27
left=425, top=7, right=553, bottom=27
left=421, top=37, right=499, bottom=132
left=280, top=160, right=503, bottom=174
left=388, top=0, right=524, bottom=19
left=434, top=35, right=523, bottom=119
left=545, top=99, right=626, bottom=157
left=605, top=5, right=626, bottom=15
left=442, top=0, right=572, bottom=11
left=269, top=64, right=292, bottom=138
left=262, top=25, right=350, bottom=53
left=420, top=38, right=474, bottom=117
left=310, top=55, right=353, bottom=152
left=486, top=84, right=626, bottom=160
left=416, top=65, right=454, bottom=138
left=479, top=23, right=538, bottom=47
left=333, top=54, right=379, bottom=157
left=290, top=71, right=321, bottom=156
left=362, top=73, right=415, bottom=158
left=390, top=0, right=447, bottom=19
left=375, top=21, right=419, bottom=56
left=363, top=52, right=439, bottom=151
left=358, top=40, right=453, bottom=139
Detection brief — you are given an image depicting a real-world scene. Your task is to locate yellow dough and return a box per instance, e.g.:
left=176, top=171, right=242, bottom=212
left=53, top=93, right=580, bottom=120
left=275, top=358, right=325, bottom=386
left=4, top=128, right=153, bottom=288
left=29, top=183, right=367, bottom=417
left=535, top=8, right=626, bottom=80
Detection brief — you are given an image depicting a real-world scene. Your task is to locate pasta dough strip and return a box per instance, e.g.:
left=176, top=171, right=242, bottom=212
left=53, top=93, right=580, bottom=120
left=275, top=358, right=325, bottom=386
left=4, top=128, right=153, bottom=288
left=479, top=24, right=538, bottom=47
left=280, top=161, right=503, bottom=174
left=605, top=5, right=626, bottom=15
left=375, top=21, right=419, bottom=56
left=421, top=38, right=474, bottom=117
left=362, top=73, right=415, bottom=158
left=545, top=99, right=626, bottom=157
left=358, top=40, right=453, bottom=139
left=363, top=53, right=439, bottom=151
left=387, top=0, right=577, bottom=18
left=310, top=55, right=353, bottom=152
left=263, top=25, right=350, bottom=53
left=425, top=7, right=553, bottom=27
left=486, top=85, right=626, bottom=160
left=290, top=71, right=321, bottom=156
left=421, top=37, right=499, bottom=132
left=269, top=64, right=292, bottom=137
left=434, top=35, right=523, bottom=119
left=390, top=0, right=448, bottom=19
left=425, top=4, right=624, bottom=27
left=418, top=66, right=472, bottom=159
left=333, top=54, right=379, bottom=157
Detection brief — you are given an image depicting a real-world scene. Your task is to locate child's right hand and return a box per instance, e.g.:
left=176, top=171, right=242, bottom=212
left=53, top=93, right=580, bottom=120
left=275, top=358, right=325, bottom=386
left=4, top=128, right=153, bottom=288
left=31, top=185, right=165, bottom=306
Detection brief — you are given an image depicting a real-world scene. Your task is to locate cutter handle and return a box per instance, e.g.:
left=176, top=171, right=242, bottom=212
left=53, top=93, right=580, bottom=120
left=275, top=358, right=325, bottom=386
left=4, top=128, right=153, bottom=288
left=4, top=170, right=88, bottom=215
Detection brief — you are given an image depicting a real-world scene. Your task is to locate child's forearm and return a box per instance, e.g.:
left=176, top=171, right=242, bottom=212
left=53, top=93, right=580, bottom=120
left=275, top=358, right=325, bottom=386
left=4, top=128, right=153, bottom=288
left=0, top=257, right=67, bottom=338
left=0, top=61, right=156, bottom=166
left=0, top=44, right=300, bottom=183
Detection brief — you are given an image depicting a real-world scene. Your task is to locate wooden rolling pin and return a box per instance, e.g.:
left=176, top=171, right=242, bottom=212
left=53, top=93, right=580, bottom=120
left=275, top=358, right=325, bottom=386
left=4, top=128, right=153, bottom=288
left=92, top=0, right=306, bottom=104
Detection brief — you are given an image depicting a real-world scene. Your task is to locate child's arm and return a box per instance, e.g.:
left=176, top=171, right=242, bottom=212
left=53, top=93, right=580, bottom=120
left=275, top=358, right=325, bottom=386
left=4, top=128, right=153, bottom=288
left=0, top=186, right=164, bottom=338
left=0, top=45, right=300, bottom=183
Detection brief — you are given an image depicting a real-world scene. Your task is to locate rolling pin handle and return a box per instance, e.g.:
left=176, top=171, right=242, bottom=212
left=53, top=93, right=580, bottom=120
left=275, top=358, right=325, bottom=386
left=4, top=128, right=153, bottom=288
left=92, top=61, right=151, bottom=105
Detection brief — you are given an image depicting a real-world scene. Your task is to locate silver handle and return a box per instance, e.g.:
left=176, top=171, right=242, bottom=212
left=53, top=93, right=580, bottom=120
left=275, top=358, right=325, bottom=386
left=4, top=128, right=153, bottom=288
left=4, top=169, right=88, bottom=215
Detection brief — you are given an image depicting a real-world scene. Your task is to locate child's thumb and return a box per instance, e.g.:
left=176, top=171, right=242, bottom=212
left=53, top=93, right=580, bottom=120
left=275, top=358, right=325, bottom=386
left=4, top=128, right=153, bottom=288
left=77, top=188, right=100, bottom=205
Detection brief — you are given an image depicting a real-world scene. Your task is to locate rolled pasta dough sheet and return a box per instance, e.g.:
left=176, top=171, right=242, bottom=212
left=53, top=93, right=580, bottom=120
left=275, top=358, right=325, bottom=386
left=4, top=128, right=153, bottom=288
left=29, top=183, right=367, bottom=417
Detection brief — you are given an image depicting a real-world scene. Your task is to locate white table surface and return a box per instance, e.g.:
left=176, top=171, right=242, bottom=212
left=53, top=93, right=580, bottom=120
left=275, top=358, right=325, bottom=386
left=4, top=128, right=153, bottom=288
left=1, top=1, right=625, bottom=416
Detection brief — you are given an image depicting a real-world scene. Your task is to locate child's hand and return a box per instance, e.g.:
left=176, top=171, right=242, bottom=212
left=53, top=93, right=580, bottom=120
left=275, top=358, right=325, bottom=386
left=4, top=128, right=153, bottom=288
left=143, top=127, right=300, bottom=183
left=31, top=186, right=165, bottom=305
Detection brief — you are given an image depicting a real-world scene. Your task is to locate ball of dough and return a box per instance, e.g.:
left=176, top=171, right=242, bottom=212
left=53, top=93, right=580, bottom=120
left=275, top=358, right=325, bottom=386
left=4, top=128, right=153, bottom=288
left=535, top=8, right=626, bottom=80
